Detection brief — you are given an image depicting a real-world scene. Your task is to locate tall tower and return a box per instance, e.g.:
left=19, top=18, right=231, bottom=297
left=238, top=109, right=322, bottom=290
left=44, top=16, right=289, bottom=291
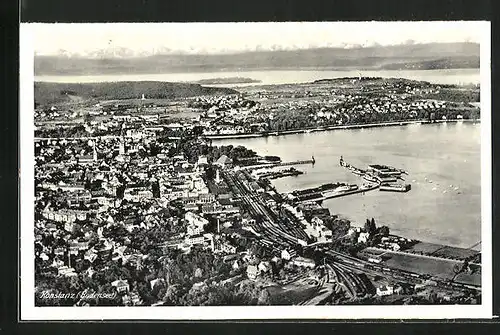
left=119, top=137, right=125, bottom=156
left=215, top=169, right=221, bottom=184
left=93, top=141, right=98, bottom=162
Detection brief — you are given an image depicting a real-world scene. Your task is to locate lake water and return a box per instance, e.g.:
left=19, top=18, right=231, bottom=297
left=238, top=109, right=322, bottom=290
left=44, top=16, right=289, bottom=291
left=35, top=68, right=480, bottom=86
left=214, top=122, right=481, bottom=248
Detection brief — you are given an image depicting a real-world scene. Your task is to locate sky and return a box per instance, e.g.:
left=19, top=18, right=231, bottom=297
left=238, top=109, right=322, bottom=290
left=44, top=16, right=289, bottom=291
left=27, top=21, right=484, bottom=57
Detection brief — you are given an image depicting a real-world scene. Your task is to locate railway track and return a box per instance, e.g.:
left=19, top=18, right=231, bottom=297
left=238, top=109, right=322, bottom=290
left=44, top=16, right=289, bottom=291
left=225, top=170, right=305, bottom=247
left=224, top=169, right=480, bottom=298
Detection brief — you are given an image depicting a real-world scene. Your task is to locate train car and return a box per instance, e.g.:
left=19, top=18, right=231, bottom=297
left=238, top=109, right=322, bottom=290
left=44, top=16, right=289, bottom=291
left=363, top=264, right=373, bottom=271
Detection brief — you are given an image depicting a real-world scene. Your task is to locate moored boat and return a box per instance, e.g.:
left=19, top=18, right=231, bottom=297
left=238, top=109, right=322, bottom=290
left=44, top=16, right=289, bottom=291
left=379, top=183, right=411, bottom=192
left=363, top=173, right=379, bottom=183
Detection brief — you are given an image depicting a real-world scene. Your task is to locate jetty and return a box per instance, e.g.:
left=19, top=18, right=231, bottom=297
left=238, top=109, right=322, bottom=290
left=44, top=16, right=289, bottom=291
left=241, top=157, right=315, bottom=170
left=340, top=156, right=411, bottom=192
left=276, top=158, right=315, bottom=167
left=292, top=183, right=380, bottom=204
left=255, top=168, right=304, bottom=180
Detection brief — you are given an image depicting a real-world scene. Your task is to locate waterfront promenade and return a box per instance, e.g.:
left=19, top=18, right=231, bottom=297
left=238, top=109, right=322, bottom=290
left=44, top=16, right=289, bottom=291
left=204, top=119, right=479, bottom=140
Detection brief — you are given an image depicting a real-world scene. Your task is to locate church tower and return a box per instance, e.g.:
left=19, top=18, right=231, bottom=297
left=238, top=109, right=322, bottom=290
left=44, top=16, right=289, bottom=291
left=215, top=169, right=221, bottom=184
left=119, top=137, right=125, bottom=156
left=93, top=141, right=98, bottom=162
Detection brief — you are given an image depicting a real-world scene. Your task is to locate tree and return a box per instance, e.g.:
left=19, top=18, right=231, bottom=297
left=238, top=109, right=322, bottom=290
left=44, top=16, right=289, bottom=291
left=365, top=218, right=376, bottom=235
left=364, top=219, right=371, bottom=234
left=257, top=288, right=271, bottom=305
left=194, top=268, right=203, bottom=278
left=163, top=284, right=180, bottom=305
left=378, top=226, right=390, bottom=236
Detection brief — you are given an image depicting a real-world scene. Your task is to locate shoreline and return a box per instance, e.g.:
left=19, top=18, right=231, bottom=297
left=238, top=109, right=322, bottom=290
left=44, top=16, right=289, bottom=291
left=206, top=119, right=480, bottom=140
left=34, top=67, right=480, bottom=79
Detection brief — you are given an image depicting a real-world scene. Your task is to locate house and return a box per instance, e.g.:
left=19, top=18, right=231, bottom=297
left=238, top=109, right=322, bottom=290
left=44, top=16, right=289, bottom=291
left=197, top=155, right=208, bottom=166
left=122, top=295, right=131, bottom=306
left=64, top=221, right=76, bottom=233
left=184, top=234, right=206, bottom=246
left=368, top=255, right=382, bottom=264
left=214, top=240, right=237, bottom=254
left=214, top=155, right=233, bottom=168
left=69, top=241, right=89, bottom=252
left=52, top=258, right=64, bottom=268
left=130, top=292, right=144, bottom=305
left=54, top=247, right=65, bottom=256
left=281, top=249, right=292, bottom=261
left=311, top=216, right=324, bottom=229
left=57, top=266, right=77, bottom=277
left=185, top=211, right=209, bottom=236
left=187, top=224, right=203, bottom=236
left=291, top=256, right=316, bottom=268
left=111, top=246, right=128, bottom=261
left=85, top=267, right=95, bottom=278
left=39, top=252, right=50, bottom=261
left=111, top=279, right=130, bottom=293
left=376, top=285, right=394, bottom=296
left=390, top=243, right=401, bottom=251
left=258, top=261, right=271, bottom=274
left=232, top=259, right=241, bottom=270
left=45, top=223, right=57, bottom=232
left=247, top=265, right=259, bottom=280
left=358, top=232, right=370, bottom=244
left=321, top=227, right=333, bottom=239
left=241, top=216, right=256, bottom=227
left=394, top=285, right=404, bottom=295
left=150, top=278, right=165, bottom=290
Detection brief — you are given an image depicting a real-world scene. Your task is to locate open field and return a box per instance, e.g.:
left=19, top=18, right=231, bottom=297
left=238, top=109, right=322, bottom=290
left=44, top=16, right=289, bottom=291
left=266, top=277, right=320, bottom=305
left=431, top=246, right=479, bottom=260
left=406, top=242, right=444, bottom=254
left=454, top=272, right=481, bottom=286
left=365, top=248, right=461, bottom=280
left=405, top=242, right=479, bottom=260
left=267, top=285, right=317, bottom=305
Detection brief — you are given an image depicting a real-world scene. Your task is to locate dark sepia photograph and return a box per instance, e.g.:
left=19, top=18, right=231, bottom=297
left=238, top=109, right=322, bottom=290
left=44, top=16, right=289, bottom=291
left=20, top=21, right=491, bottom=320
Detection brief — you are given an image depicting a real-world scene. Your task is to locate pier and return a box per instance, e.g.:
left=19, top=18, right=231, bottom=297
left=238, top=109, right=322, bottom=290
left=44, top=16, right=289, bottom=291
left=241, top=157, right=315, bottom=170
left=275, top=158, right=315, bottom=167
left=292, top=183, right=380, bottom=204
left=340, top=156, right=411, bottom=192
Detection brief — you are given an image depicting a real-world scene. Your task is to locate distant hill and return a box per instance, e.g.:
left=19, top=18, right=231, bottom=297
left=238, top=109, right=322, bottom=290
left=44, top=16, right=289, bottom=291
left=35, top=43, right=480, bottom=76
left=379, top=56, right=479, bottom=70
left=34, top=81, right=238, bottom=106
left=192, top=77, right=262, bottom=85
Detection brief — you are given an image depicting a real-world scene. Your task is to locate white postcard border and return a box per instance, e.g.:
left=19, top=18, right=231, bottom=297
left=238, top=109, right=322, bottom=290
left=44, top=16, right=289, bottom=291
left=20, top=21, right=492, bottom=320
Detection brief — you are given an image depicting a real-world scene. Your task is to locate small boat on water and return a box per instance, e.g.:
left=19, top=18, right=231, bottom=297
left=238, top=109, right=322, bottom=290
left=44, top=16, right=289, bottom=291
left=351, top=169, right=365, bottom=176
left=363, top=173, right=379, bottom=183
